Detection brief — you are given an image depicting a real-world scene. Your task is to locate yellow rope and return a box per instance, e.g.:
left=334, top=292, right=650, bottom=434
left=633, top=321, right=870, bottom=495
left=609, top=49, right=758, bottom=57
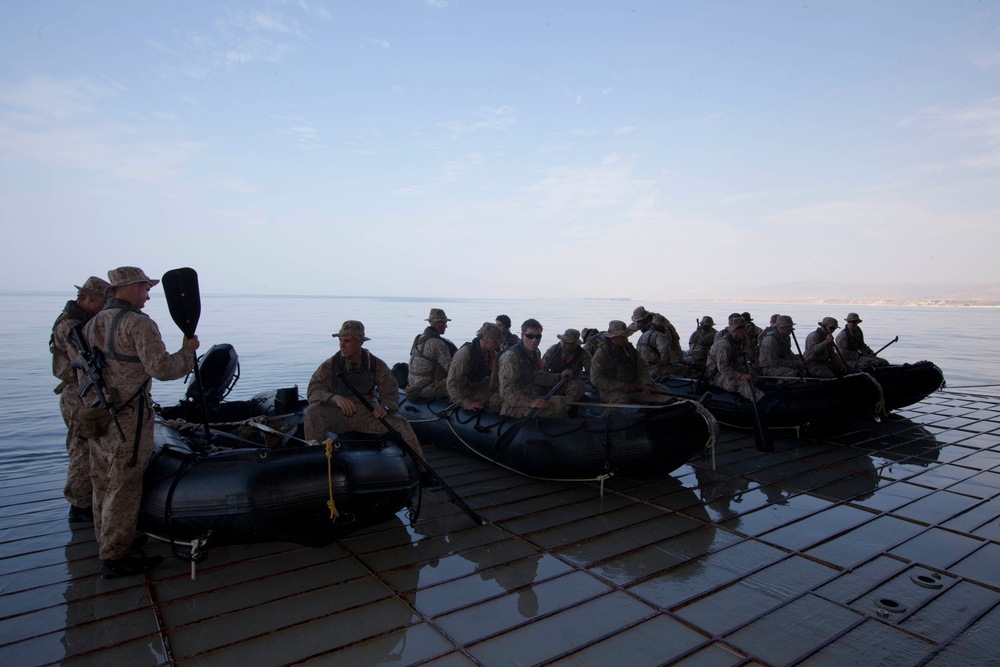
left=324, top=438, right=340, bottom=519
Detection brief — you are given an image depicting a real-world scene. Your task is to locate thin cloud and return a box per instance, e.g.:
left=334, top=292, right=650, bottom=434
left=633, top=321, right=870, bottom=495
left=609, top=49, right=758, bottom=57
left=438, top=106, right=516, bottom=134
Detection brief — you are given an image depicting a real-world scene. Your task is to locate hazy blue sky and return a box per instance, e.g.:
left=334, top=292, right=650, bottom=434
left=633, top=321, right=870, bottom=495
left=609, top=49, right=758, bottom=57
left=2, top=1, right=998, bottom=299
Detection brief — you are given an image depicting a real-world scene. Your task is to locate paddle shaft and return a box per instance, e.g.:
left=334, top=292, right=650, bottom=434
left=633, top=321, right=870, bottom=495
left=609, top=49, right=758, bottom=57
left=874, top=335, right=899, bottom=357
left=789, top=330, right=810, bottom=378
left=494, top=375, right=569, bottom=455
left=743, top=356, right=774, bottom=452
left=335, top=372, right=485, bottom=526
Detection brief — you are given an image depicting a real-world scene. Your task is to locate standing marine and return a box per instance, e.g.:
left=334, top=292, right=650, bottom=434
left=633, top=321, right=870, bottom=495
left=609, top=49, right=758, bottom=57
left=50, top=275, right=110, bottom=523
left=82, top=267, right=199, bottom=578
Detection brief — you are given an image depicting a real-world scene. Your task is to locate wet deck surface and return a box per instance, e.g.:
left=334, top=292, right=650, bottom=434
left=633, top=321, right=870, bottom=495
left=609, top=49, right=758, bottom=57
left=3, top=391, right=1000, bottom=666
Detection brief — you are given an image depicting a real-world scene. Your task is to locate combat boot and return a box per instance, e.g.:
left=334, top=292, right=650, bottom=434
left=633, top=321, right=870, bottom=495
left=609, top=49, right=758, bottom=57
left=100, top=555, right=164, bottom=579
left=68, top=505, right=94, bottom=523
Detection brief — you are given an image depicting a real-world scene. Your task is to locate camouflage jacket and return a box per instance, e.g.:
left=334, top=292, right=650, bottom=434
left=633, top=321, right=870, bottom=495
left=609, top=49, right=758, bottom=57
left=307, top=349, right=399, bottom=411
left=498, top=342, right=560, bottom=411
left=81, top=298, right=195, bottom=407
left=50, top=300, right=92, bottom=386
left=590, top=339, right=652, bottom=394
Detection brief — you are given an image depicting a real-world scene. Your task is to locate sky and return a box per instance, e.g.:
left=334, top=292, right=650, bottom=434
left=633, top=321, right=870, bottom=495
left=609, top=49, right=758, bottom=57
left=1, top=1, right=999, bottom=300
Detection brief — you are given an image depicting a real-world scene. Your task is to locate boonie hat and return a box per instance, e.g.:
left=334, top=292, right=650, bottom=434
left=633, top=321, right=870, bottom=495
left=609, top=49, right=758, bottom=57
left=332, top=320, right=370, bottom=341
left=105, top=267, right=159, bottom=296
left=700, top=316, right=715, bottom=327
left=728, top=317, right=747, bottom=333
left=426, top=308, right=451, bottom=323
left=631, top=306, right=649, bottom=323
left=557, top=328, right=581, bottom=345
left=741, top=312, right=753, bottom=322
left=603, top=320, right=631, bottom=338
left=477, top=322, right=506, bottom=344
left=819, top=317, right=839, bottom=329
left=845, top=312, right=863, bottom=323
left=76, top=276, right=111, bottom=300
left=776, top=315, right=795, bottom=329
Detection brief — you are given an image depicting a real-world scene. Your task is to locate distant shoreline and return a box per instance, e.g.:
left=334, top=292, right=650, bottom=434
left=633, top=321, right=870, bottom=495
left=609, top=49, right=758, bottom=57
left=4, top=291, right=998, bottom=307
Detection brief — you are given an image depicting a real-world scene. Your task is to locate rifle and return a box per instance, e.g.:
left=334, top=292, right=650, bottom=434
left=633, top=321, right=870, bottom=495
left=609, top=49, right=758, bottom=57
left=68, top=324, right=126, bottom=441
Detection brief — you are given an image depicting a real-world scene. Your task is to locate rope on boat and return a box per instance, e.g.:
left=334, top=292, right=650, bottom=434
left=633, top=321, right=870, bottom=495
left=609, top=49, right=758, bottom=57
left=943, top=383, right=1000, bottom=389
left=440, top=415, right=614, bottom=490
left=323, top=438, right=340, bottom=520
left=852, top=371, right=887, bottom=417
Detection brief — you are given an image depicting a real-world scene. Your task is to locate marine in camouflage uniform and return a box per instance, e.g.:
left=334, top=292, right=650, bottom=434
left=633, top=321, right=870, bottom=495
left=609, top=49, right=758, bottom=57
left=637, top=314, right=688, bottom=379
left=581, top=328, right=603, bottom=357
left=447, top=322, right=504, bottom=411
left=836, top=312, right=890, bottom=370
left=495, top=314, right=519, bottom=352
left=590, top=320, right=672, bottom=405
left=82, top=267, right=198, bottom=578
left=305, top=320, right=423, bottom=459
left=50, top=275, right=109, bottom=522
left=405, top=308, right=457, bottom=400
left=497, top=319, right=571, bottom=418
left=541, top=328, right=591, bottom=402
left=687, top=316, right=717, bottom=364
left=759, top=315, right=806, bottom=379
left=804, top=317, right=846, bottom=378
left=741, top=312, right=763, bottom=365
left=706, top=318, right=765, bottom=401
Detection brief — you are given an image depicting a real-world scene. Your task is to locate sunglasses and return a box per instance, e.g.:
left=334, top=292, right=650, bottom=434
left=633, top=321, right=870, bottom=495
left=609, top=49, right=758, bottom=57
left=522, top=333, right=542, bottom=340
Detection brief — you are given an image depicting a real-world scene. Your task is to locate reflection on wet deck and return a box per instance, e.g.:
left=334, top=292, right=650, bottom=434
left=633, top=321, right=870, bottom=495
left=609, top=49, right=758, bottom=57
left=3, top=391, right=1000, bottom=665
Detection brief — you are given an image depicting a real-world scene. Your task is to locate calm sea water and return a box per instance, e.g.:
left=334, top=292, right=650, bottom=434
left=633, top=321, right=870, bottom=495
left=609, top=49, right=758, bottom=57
left=3, top=292, right=996, bottom=482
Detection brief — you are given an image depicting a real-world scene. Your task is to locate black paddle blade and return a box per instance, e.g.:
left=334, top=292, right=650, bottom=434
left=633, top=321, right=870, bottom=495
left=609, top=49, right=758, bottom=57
left=162, top=267, right=201, bottom=338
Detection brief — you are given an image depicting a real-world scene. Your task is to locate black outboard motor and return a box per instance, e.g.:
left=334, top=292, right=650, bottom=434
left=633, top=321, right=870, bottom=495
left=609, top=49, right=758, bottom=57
left=185, top=343, right=240, bottom=407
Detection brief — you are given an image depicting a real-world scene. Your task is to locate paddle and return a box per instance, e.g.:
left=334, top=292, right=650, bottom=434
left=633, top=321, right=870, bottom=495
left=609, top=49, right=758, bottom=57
left=335, top=372, right=485, bottom=526
left=789, top=330, right=810, bottom=378
left=743, top=356, right=774, bottom=453
left=493, top=376, right=568, bottom=458
left=874, top=335, right=899, bottom=357
left=161, top=268, right=211, bottom=448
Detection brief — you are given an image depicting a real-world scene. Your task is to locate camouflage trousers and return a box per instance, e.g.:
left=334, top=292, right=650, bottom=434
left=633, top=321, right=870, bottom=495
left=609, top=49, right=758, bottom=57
left=405, top=377, right=449, bottom=401
left=805, top=361, right=838, bottom=378
left=712, top=376, right=765, bottom=402
left=558, top=377, right=586, bottom=403
left=90, top=400, right=153, bottom=561
left=59, top=385, right=92, bottom=509
left=597, top=390, right=674, bottom=406
left=851, top=355, right=890, bottom=371
left=304, top=401, right=424, bottom=459
left=761, top=366, right=800, bottom=379
left=501, top=395, right=569, bottom=419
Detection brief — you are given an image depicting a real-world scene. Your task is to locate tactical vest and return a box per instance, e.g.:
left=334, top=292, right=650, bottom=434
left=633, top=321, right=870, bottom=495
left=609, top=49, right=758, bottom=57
left=508, top=342, right=541, bottom=388
left=50, top=300, right=93, bottom=381
left=98, top=299, right=146, bottom=364
left=545, top=345, right=583, bottom=375
left=597, top=339, right=641, bottom=383
left=328, top=350, right=377, bottom=398
left=636, top=327, right=664, bottom=362
left=460, top=339, right=494, bottom=383
left=766, top=329, right=793, bottom=360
